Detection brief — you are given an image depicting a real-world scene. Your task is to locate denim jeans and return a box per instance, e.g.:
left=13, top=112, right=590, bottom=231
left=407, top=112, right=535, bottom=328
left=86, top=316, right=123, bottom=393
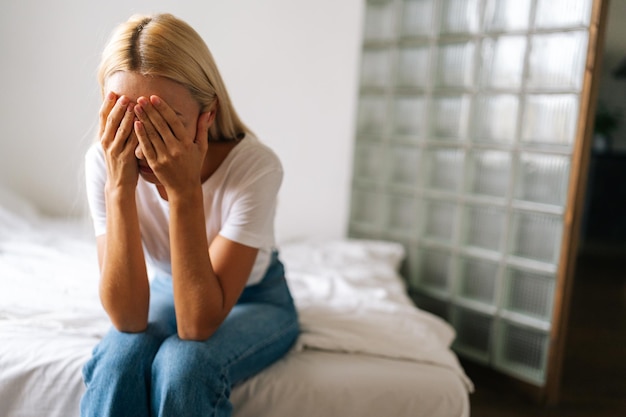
left=80, top=252, right=299, bottom=417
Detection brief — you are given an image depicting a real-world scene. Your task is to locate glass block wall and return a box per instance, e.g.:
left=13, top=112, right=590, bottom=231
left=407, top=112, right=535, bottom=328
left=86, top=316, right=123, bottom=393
left=348, top=0, right=594, bottom=385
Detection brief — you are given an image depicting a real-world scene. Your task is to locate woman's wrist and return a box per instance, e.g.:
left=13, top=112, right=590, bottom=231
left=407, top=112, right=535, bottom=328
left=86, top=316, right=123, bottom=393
left=167, top=184, right=204, bottom=207
left=105, top=181, right=137, bottom=203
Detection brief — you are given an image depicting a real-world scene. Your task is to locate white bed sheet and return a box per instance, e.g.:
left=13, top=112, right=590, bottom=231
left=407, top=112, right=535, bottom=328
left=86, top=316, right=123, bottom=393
left=0, top=187, right=472, bottom=417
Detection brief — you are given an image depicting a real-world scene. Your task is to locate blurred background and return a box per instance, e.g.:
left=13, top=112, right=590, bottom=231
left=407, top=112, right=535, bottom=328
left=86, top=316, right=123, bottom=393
left=0, top=0, right=364, bottom=243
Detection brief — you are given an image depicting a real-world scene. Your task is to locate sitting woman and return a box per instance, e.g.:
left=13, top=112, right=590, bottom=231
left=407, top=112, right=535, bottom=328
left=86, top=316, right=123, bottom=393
left=81, top=13, right=299, bottom=417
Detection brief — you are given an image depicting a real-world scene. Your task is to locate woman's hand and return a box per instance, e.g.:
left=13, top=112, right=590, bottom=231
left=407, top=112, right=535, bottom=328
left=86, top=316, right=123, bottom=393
left=133, top=95, right=212, bottom=195
left=99, top=92, right=140, bottom=190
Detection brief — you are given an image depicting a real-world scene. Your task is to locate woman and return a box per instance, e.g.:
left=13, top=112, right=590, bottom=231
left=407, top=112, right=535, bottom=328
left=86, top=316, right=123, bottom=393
left=81, top=13, right=299, bottom=417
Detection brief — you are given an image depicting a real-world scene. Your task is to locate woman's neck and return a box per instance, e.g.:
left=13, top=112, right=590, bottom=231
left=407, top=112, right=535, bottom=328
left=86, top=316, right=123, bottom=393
left=201, top=140, right=241, bottom=183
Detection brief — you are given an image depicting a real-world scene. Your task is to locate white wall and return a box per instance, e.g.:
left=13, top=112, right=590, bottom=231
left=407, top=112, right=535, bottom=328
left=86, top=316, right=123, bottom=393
left=0, top=0, right=364, bottom=242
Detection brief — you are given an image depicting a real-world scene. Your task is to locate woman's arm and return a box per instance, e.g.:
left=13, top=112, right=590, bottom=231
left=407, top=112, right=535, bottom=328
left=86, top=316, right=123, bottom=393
left=168, top=187, right=258, bottom=340
left=134, top=95, right=258, bottom=340
left=97, top=187, right=150, bottom=333
left=97, top=93, right=150, bottom=332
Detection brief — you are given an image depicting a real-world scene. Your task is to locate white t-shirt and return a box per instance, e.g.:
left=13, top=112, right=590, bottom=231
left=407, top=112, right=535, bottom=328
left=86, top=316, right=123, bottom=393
left=84, top=133, right=282, bottom=286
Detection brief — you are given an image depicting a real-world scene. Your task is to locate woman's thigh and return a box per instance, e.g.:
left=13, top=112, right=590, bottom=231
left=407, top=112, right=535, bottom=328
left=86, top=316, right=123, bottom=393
left=153, top=300, right=298, bottom=388
left=214, top=300, right=299, bottom=383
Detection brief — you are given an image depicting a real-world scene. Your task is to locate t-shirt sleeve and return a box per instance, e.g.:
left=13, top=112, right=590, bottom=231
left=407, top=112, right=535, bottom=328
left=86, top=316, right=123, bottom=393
left=219, top=153, right=283, bottom=249
left=84, top=144, right=108, bottom=237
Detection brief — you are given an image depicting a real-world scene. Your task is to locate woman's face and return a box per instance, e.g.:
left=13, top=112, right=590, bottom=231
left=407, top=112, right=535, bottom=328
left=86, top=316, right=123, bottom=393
left=104, top=71, right=202, bottom=184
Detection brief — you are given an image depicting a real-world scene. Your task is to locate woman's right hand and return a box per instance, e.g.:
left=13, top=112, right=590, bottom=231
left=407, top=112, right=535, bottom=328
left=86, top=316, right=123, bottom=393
left=99, top=92, right=140, bottom=190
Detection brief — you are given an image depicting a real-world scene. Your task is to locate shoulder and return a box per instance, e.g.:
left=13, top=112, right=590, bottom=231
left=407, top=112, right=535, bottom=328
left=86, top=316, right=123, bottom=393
left=228, top=134, right=283, bottom=180
left=237, top=134, right=281, bottom=169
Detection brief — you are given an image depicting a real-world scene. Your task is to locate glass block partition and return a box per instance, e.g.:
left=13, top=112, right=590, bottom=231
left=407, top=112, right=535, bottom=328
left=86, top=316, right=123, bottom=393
left=348, top=0, right=594, bottom=385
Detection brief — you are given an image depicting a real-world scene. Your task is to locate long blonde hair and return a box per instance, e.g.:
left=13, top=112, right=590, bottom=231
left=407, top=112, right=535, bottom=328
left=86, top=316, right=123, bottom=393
left=98, top=13, right=248, bottom=141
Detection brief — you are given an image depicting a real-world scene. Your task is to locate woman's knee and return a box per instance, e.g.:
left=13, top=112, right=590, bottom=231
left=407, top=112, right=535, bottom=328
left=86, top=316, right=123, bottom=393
left=151, top=337, right=230, bottom=413
left=85, top=324, right=170, bottom=381
left=152, top=336, right=225, bottom=386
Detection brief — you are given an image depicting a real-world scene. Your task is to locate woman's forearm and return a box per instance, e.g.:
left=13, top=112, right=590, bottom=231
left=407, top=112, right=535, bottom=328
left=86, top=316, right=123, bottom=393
left=100, top=185, right=150, bottom=332
left=168, top=186, right=224, bottom=340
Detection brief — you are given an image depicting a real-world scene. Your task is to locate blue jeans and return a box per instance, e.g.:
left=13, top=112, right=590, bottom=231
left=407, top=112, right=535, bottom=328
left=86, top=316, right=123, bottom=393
left=81, top=252, right=299, bottom=417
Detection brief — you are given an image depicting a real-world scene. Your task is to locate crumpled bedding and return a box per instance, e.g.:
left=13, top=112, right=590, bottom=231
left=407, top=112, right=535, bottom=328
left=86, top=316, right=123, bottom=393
left=0, top=185, right=472, bottom=417
left=281, top=239, right=473, bottom=390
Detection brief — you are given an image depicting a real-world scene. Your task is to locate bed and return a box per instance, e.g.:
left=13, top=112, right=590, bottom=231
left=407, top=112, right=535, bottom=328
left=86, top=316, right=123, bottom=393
left=0, top=185, right=473, bottom=417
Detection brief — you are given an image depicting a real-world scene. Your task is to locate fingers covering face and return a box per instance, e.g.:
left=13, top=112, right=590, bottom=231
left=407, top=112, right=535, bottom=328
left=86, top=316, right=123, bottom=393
left=134, top=96, right=188, bottom=145
left=101, top=95, right=135, bottom=149
left=98, top=92, right=117, bottom=138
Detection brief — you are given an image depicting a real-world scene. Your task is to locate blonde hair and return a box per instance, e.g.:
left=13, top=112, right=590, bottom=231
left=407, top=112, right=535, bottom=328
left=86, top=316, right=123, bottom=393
left=98, top=13, right=248, bottom=141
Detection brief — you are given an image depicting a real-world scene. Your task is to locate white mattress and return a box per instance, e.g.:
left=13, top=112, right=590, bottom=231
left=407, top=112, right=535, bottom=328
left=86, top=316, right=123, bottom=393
left=0, top=186, right=472, bottom=417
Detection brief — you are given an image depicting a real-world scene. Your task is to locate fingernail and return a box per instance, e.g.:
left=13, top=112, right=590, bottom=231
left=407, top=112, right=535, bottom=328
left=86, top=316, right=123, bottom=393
left=119, top=96, right=129, bottom=106
left=137, top=97, right=149, bottom=106
left=134, top=104, right=144, bottom=114
left=150, top=96, right=161, bottom=106
left=106, top=91, right=116, bottom=101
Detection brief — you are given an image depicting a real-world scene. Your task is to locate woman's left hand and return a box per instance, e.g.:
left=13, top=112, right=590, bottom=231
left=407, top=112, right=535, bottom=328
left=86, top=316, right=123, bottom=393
left=133, top=95, right=212, bottom=194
